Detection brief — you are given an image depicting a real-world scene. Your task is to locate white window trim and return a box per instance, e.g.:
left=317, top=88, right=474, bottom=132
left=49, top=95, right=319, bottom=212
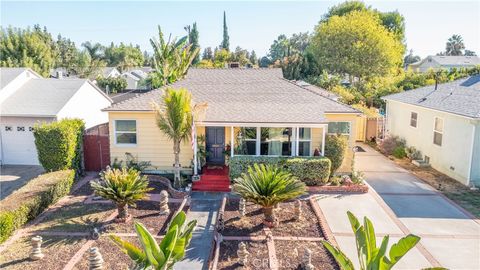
left=297, top=127, right=312, bottom=156
left=114, top=119, right=138, bottom=147
left=433, top=117, right=444, bottom=147
left=410, top=111, right=418, bottom=128
left=232, top=127, right=258, bottom=156
left=327, top=121, right=351, bottom=135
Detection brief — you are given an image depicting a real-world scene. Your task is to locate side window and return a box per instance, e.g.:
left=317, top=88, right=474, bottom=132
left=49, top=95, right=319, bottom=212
left=327, top=122, right=350, bottom=134
left=115, top=120, right=137, bottom=145
left=410, top=112, right=418, bottom=127
left=433, top=117, right=443, bottom=146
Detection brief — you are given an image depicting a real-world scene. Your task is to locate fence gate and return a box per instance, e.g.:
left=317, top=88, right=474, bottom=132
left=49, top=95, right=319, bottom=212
left=83, top=123, right=110, bottom=171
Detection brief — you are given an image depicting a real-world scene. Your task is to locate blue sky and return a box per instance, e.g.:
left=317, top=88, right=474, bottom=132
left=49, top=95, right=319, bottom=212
left=1, top=1, right=479, bottom=57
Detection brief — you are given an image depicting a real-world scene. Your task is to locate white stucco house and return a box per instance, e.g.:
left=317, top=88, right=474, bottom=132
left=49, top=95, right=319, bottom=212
left=0, top=68, right=112, bottom=165
left=101, top=67, right=121, bottom=78
left=383, top=75, right=480, bottom=186
left=409, top=55, right=480, bottom=73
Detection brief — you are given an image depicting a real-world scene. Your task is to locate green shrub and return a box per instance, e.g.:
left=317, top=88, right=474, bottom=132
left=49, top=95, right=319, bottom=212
left=285, top=158, right=331, bottom=185
left=96, top=76, right=127, bottom=94
left=378, top=135, right=405, bottom=156
left=0, top=170, right=75, bottom=243
left=393, top=146, right=407, bottom=159
left=324, top=134, right=348, bottom=175
left=229, top=156, right=331, bottom=186
left=33, top=119, right=85, bottom=175
left=111, top=152, right=152, bottom=171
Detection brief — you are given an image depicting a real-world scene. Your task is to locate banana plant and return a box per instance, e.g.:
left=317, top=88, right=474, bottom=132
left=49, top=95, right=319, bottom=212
left=110, top=211, right=196, bottom=270
left=322, top=211, right=420, bottom=270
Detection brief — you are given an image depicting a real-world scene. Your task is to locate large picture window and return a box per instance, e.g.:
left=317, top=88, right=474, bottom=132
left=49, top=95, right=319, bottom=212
left=115, top=120, right=137, bottom=145
left=260, top=127, right=292, bottom=156
left=234, top=127, right=257, bottom=155
left=328, top=122, right=350, bottom=134
left=433, top=117, right=443, bottom=146
left=298, top=128, right=311, bottom=156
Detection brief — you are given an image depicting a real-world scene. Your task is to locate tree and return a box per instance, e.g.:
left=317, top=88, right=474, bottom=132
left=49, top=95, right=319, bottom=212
left=71, top=51, right=106, bottom=79
left=148, top=26, right=200, bottom=88
left=96, top=77, right=127, bottom=94
left=465, top=50, right=477, bottom=56
left=187, top=22, right=200, bottom=64
left=445, top=34, right=465, bottom=56
left=202, top=47, right=213, bottom=61
left=153, top=88, right=193, bottom=188
left=233, top=164, right=306, bottom=227
left=403, top=49, right=421, bottom=68
left=269, top=34, right=290, bottom=62
left=232, top=46, right=250, bottom=66
left=259, top=56, right=272, bottom=68
left=0, top=25, right=57, bottom=77
left=249, top=50, right=258, bottom=66
left=213, top=48, right=231, bottom=67
left=322, top=211, right=420, bottom=270
left=324, top=134, right=348, bottom=175
left=90, top=167, right=152, bottom=222
left=81, top=41, right=104, bottom=60
left=221, top=11, right=230, bottom=51
left=56, top=34, right=78, bottom=71
left=110, top=211, right=196, bottom=269
left=310, top=11, right=404, bottom=83
left=104, top=43, right=144, bottom=71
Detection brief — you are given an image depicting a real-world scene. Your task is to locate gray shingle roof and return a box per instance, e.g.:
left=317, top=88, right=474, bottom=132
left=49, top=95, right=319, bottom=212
left=105, top=68, right=358, bottom=124
left=1, top=68, right=28, bottom=89
left=0, top=79, right=88, bottom=116
left=383, top=75, right=480, bottom=119
left=430, top=56, right=480, bottom=66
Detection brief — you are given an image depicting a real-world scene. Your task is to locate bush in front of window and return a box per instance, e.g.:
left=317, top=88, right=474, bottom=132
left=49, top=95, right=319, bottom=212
left=33, top=118, right=85, bottom=175
left=229, top=156, right=287, bottom=179
left=324, top=134, right=348, bottom=176
left=285, top=158, right=331, bottom=185
left=0, top=170, right=75, bottom=243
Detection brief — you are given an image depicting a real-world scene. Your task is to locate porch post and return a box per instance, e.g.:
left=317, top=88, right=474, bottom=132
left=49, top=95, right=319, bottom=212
left=230, top=126, right=234, bottom=157
left=295, top=127, right=299, bottom=156
left=322, top=125, right=326, bottom=156
left=193, top=125, right=198, bottom=176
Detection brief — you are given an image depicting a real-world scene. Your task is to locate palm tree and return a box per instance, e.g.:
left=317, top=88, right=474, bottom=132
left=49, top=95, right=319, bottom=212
left=81, top=41, right=104, bottom=60
left=233, top=164, right=307, bottom=227
left=445, top=34, right=465, bottom=56
left=153, top=88, right=193, bottom=188
left=90, top=167, right=152, bottom=221
left=110, top=211, right=196, bottom=269
left=149, top=26, right=200, bottom=88
left=322, top=211, right=420, bottom=270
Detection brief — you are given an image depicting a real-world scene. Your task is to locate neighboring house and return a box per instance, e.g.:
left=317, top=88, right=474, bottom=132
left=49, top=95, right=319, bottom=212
left=294, top=80, right=340, bottom=101
left=101, top=67, right=121, bottom=78
left=121, top=69, right=149, bottom=90
left=383, top=75, right=480, bottom=186
left=409, top=55, right=480, bottom=73
left=0, top=68, right=113, bottom=165
left=104, top=68, right=361, bottom=172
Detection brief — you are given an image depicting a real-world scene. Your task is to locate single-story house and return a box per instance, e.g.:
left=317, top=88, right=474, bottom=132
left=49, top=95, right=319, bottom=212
left=101, top=67, right=121, bottom=78
left=383, top=75, right=480, bottom=186
left=121, top=69, right=149, bottom=90
left=409, top=55, right=480, bottom=73
left=0, top=68, right=113, bottom=165
left=104, top=68, right=362, bottom=175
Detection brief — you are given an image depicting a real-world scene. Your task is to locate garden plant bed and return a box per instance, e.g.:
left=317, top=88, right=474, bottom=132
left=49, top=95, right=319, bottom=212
left=308, top=184, right=368, bottom=193
left=217, top=240, right=269, bottom=270
left=274, top=240, right=338, bottom=270
left=0, top=236, right=87, bottom=270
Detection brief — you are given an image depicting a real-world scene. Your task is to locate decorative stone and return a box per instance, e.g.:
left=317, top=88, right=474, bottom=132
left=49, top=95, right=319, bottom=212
left=239, top=198, right=246, bottom=217
left=341, top=175, right=353, bottom=186
left=302, top=248, right=314, bottom=270
left=159, top=190, right=170, bottom=215
left=237, top=241, right=249, bottom=266
left=29, top=235, right=44, bottom=260
left=294, top=200, right=303, bottom=220
left=88, top=247, right=104, bottom=270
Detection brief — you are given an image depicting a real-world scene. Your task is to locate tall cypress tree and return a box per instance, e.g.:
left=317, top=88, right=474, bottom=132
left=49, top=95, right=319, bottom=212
left=221, top=11, right=230, bottom=51
left=189, top=22, right=200, bottom=64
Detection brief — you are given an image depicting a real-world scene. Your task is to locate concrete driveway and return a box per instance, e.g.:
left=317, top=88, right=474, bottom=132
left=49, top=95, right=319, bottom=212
left=0, top=165, right=44, bottom=200
left=316, top=144, right=480, bottom=270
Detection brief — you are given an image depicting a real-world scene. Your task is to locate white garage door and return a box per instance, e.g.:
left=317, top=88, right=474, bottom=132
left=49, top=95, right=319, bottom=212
left=0, top=117, right=51, bottom=165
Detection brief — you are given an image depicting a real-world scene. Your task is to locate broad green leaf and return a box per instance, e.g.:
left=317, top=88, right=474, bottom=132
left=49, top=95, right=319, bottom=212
left=322, top=240, right=355, bottom=270
left=364, top=216, right=376, bottom=265
left=109, top=235, right=147, bottom=266
left=135, top=222, right=164, bottom=268
left=169, top=211, right=186, bottom=230
left=381, top=234, right=420, bottom=269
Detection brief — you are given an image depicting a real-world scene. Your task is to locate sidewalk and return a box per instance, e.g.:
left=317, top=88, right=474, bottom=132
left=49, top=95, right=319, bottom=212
left=315, top=143, right=480, bottom=270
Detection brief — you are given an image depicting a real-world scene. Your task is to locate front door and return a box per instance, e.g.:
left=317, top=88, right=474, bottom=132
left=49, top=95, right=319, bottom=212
left=206, top=127, right=225, bottom=164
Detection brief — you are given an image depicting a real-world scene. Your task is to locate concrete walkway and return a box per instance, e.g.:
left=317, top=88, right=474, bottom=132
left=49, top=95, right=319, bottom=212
left=316, top=144, right=480, bottom=270
left=0, top=165, right=44, bottom=200
left=175, top=192, right=223, bottom=270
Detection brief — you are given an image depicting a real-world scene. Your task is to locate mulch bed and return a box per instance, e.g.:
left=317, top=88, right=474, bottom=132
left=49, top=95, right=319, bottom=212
left=72, top=236, right=139, bottom=270
left=0, top=236, right=87, bottom=270
left=217, top=240, right=269, bottom=270
left=222, top=199, right=323, bottom=238
left=70, top=180, right=94, bottom=196
left=103, top=201, right=181, bottom=235
left=148, top=180, right=170, bottom=193
left=275, top=240, right=338, bottom=270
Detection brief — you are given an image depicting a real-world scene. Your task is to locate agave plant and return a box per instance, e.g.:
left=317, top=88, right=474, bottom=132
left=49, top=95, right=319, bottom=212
left=110, top=211, right=196, bottom=270
left=91, top=167, right=152, bottom=221
left=322, top=211, right=420, bottom=270
left=233, top=164, right=307, bottom=227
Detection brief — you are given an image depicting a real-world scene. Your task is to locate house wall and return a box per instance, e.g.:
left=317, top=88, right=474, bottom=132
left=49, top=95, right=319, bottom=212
left=386, top=100, right=476, bottom=185
left=57, top=82, right=112, bottom=128
left=471, top=123, right=480, bottom=185
left=109, top=112, right=194, bottom=168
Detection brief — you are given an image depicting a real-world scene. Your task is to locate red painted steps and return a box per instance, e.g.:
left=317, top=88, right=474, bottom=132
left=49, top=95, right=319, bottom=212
left=192, top=165, right=231, bottom=192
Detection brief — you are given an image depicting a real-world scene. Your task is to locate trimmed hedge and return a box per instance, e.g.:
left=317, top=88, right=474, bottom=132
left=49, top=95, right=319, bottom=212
left=33, top=118, right=85, bottom=175
left=324, top=134, right=348, bottom=175
left=229, top=156, right=331, bottom=186
left=0, top=170, right=75, bottom=243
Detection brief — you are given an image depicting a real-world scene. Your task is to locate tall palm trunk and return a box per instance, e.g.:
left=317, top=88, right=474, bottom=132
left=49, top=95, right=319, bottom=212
left=173, top=140, right=181, bottom=188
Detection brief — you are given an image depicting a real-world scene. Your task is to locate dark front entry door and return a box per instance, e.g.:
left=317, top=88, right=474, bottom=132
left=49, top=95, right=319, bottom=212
left=206, top=127, right=225, bottom=164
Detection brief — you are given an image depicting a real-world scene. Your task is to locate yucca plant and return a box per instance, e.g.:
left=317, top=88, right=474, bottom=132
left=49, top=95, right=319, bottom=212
left=91, top=167, right=152, bottom=221
left=322, top=211, right=420, bottom=270
left=233, top=164, right=307, bottom=227
left=110, top=211, right=196, bottom=270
